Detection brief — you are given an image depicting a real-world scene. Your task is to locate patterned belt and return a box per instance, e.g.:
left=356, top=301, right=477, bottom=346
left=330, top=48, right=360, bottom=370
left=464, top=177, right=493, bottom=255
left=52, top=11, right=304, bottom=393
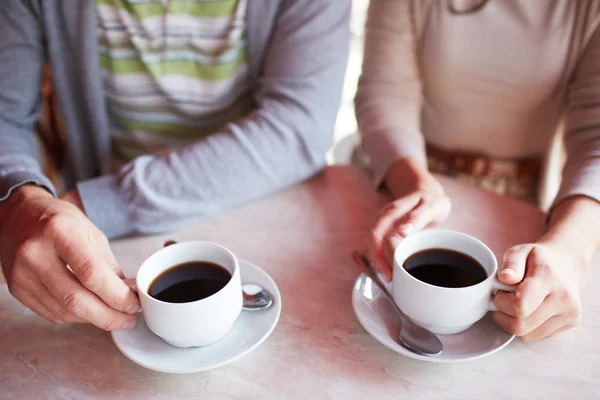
left=426, top=144, right=541, bottom=204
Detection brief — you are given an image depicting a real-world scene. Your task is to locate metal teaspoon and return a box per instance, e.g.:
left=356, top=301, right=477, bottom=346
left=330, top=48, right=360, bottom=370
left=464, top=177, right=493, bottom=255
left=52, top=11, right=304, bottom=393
left=351, top=251, right=443, bottom=355
left=242, top=284, right=273, bottom=311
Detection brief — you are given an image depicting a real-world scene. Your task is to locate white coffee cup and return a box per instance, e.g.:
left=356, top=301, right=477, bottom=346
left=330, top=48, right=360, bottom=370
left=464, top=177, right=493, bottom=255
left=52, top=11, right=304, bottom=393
left=136, top=241, right=242, bottom=348
left=393, top=229, right=514, bottom=335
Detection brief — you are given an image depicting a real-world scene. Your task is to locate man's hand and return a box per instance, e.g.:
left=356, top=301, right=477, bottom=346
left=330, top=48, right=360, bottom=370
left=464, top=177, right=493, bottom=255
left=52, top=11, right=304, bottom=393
left=0, top=185, right=139, bottom=330
left=60, top=189, right=84, bottom=211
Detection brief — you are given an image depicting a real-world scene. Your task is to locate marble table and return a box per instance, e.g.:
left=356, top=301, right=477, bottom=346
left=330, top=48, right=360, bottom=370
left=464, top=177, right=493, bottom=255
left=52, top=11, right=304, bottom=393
left=1, top=166, right=599, bottom=399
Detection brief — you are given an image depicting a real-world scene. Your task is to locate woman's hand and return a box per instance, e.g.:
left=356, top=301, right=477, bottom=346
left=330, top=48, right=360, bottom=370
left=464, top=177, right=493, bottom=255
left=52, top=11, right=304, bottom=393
left=493, top=239, right=582, bottom=341
left=492, top=195, right=600, bottom=341
left=366, top=157, right=451, bottom=282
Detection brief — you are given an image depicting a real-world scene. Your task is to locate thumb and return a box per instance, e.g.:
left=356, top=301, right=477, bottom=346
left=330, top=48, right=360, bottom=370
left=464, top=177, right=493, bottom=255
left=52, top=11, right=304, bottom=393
left=498, top=244, right=533, bottom=285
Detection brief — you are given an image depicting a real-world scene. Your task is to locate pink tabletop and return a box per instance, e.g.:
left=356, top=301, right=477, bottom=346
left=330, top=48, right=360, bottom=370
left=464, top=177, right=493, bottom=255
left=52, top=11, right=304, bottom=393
left=0, top=166, right=598, bottom=399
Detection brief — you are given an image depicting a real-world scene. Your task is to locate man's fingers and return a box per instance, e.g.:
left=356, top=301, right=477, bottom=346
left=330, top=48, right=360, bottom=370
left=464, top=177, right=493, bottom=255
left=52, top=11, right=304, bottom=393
left=10, top=264, right=85, bottom=324
left=96, top=231, right=126, bottom=279
left=55, top=232, right=139, bottom=314
left=499, top=244, right=533, bottom=285
left=122, top=278, right=137, bottom=292
left=43, top=263, right=137, bottom=331
left=10, top=284, right=64, bottom=325
left=112, top=264, right=126, bottom=279
left=34, top=281, right=87, bottom=324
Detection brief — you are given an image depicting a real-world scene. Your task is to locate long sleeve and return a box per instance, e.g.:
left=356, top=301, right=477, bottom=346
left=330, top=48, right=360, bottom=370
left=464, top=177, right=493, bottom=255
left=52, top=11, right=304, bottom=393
left=78, top=0, right=351, bottom=239
left=0, top=1, right=56, bottom=202
left=355, top=0, right=426, bottom=186
left=553, top=26, right=600, bottom=208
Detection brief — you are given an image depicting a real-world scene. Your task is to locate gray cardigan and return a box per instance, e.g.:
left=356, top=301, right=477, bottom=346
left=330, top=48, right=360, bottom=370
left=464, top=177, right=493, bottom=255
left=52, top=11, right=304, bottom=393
left=0, top=0, right=350, bottom=238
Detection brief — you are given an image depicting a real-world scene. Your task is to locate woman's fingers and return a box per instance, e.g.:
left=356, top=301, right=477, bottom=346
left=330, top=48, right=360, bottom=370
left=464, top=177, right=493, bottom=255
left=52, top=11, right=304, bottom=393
left=383, top=195, right=451, bottom=272
left=367, top=194, right=421, bottom=281
left=520, top=315, right=576, bottom=342
left=493, top=243, right=581, bottom=340
left=398, top=195, right=451, bottom=233
left=494, top=277, right=550, bottom=318
left=493, top=268, right=579, bottom=341
left=547, top=324, right=577, bottom=339
left=498, top=244, right=534, bottom=285
left=367, top=192, right=452, bottom=282
left=492, top=297, right=557, bottom=337
left=493, top=248, right=554, bottom=336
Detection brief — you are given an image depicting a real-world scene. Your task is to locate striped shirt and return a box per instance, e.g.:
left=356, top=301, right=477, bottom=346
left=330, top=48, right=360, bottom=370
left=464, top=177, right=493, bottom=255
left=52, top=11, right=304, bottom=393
left=96, top=0, right=253, bottom=162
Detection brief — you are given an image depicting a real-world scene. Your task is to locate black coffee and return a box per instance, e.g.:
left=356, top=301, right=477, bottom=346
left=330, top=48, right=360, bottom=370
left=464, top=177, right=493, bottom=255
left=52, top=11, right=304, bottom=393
left=149, top=261, right=232, bottom=303
left=403, top=249, right=487, bottom=288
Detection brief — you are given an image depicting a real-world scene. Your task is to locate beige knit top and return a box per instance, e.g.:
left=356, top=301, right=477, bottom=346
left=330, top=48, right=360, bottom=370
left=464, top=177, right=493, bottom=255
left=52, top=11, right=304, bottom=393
left=355, top=0, right=600, bottom=206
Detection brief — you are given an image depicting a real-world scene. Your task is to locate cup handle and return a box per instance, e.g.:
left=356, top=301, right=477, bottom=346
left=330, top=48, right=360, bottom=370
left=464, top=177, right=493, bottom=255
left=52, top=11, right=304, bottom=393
left=488, top=279, right=517, bottom=312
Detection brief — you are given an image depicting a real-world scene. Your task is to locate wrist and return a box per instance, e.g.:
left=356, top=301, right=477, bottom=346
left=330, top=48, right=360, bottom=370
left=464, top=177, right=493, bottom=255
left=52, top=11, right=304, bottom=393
left=543, top=196, right=600, bottom=268
left=0, top=184, right=53, bottom=219
left=537, top=233, right=587, bottom=275
left=60, top=189, right=84, bottom=212
left=384, top=157, right=443, bottom=199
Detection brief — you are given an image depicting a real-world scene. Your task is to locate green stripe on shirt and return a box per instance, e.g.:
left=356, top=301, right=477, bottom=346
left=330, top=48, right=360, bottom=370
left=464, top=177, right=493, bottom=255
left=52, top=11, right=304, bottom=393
left=110, top=100, right=253, bottom=139
left=99, top=47, right=248, bottom=79
left=98, top=0, right=254, bottom=162
left=96, top=0, right=241, bottom=18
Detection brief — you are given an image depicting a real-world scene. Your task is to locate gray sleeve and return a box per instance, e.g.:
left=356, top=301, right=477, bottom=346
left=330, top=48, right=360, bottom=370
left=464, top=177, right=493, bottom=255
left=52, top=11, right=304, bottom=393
left=78, top=0, right=351, bottom=239
left=0, top=0, right=56, bottom=202
left=552, top=26, right=600, bottom=210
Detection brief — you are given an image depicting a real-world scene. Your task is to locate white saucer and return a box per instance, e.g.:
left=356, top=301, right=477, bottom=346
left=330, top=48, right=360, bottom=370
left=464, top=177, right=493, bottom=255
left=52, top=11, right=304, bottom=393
left=112, top=260, right=281, bottom=374
left=352, top=273, right=515, bottom=363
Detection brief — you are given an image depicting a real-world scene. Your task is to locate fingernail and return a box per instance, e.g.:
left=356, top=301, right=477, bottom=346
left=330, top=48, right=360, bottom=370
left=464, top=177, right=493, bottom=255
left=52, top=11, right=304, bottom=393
left=122, top=320, right=136, bottom=330
left=383, top=270, right=392, bottom=282
left=399, top=224, right=413, bottom=236
left=500, top=268, right=516, bottom=276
